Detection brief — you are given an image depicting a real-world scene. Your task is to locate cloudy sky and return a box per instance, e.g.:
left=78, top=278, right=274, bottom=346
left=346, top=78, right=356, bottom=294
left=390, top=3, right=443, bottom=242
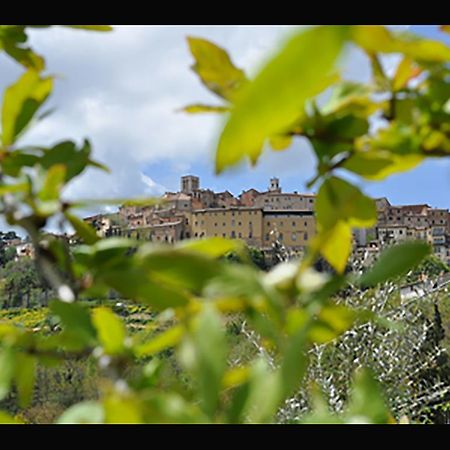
left=1, top=25, right=449, bottom=220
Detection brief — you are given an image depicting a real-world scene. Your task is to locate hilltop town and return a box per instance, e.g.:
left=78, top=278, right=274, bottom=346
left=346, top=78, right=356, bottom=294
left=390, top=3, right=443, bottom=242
left=79, top=175, right=450, bottom=267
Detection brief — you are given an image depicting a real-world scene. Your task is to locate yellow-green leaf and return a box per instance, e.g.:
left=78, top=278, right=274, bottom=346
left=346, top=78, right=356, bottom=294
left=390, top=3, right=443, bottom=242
left=64, top=25, right=113, bottom=32
left=315, top=221, right=353, bottom=274
left=65, top=212, right=100, bottom=245
left=14, top=353, right=36, bottom=408
left=92, top=307, right=127, bottom=355
left=269, top=134, right=293, bottom=151
left=392, top=57, right=421, bottom=91
left=134, top=325, right=184, bottom=358
left=343, top=151, right=424, bottom=181
left=316, top=177, right=377, bottom=229
left=215, top=26, right=348, bottom=173
left=0, top=410, right=23, bottom=424
left=181, top=104, right=229, bottom=114
left=187, top=36, right=247, bottom=101
left=1, top=69, right=53, bottom=146
left=352, top=26, right=450, bottom=62
left=39, top=164, right=66, bottom=202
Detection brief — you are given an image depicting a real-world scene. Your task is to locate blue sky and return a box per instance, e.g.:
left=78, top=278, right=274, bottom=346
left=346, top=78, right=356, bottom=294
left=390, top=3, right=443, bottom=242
left=0, top=25, right=449, bottom=224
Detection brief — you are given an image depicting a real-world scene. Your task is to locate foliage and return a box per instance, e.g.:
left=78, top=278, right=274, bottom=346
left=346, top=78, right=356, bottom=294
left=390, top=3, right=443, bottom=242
left=0, top=24, right=449, bottom=423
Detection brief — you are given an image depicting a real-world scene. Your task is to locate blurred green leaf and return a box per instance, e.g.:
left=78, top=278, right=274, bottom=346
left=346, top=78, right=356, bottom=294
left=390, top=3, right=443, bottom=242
left=14, top=353, right=36, bottom=408
left=215, top=26, right=348, bottom=173
left=104, top=393, right=143, bottom=424
left=63, top=25, right=113, bottom=32
left=314, top=221, right=353, bottom=274
left=359, top=241, right=431, bottom=287
left=346, top=368, right=390, bottom=424
left=134, top=325, right=184, bottom=358
left=268, top=134, right=293, bottom=151
left=65, top=212, right=100, bottom=245
left=352, top=26, right=450, bottom=62
left=342, top=151, right=424, bottom=181
left=181, top=104, right=229, bottom=113
left=280, top=326, right=308, bottom=397
left=49, top=300, right=97, bottom=346
left=175, top=236, right=244, bottom=258
left=187, top=36, right=247, bottom=101
left=1, top=69, right=53, bottom=146
left=392, top=57, right=422, bottom=91
left=192, top=305, right=228, bottom=418
left=57, top=401, right=104, bottom=424
left=0, top=347, right=15, bottom=401
left=0, top=410, right=23, bottom=424
left=92, top=307, right=127, bottom=355
left=38, top=163, right=66, bottom=202
left=39, top=139, right=107, bottom=182
left=316, top=177, right=377, bottom=229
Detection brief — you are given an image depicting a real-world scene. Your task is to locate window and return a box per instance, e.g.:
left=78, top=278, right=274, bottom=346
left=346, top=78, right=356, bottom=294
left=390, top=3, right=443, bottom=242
left=280, top=221, right=283, bottom=226
left=231, top=220, right=235, bottom=226
left=249, top=232, right=253, bottom=238
left=304, top=232, right=308, bottom=240
left=238, top=232, right=242, bottom=238
left=222, top=233, right=226, bottom=237
left=238, top=222, right=242, bottom=226
left=304, top=221, right=307, bottom=226
left=195, top=221, right=198, bottom=226
left=279, top=233, right=283, bottom=241
left=223, top=223, right=226, bottom=226
left=292, top=221, right=296, bottom=227
left=292, top=233, right=297, bottom=241
left=231, top=231, right=236, bottom=238
left=265, top=234, right=270, bottom=241
left=214, top=223, right=217, bottom=227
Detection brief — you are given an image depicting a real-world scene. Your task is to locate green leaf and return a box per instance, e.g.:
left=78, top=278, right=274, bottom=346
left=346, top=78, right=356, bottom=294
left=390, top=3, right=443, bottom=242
left=187, top=36, right=247, bottom=101
left=39, top=139, right=107, bottom=182
left=192, top=305, right=228, bottom=418
left=359, top=241, right=431, bottom=287
left=138, top=249, right=223, bottom=292
left=322, top=81, right=373, bottom=115
left=352, top=26, right=450, bottom=62
left=313, top=221, right=353, bottom=274
left=280, top=327, right=308, bottom=397
left=57, top=401, right=105, bottom=424
left=316, top=177, right=377, bottom=229
left=14, top=353, right=36, bottom=408
left=180, top=104, right=229, bottom=114
left=0, top=347, right=15, bottom=401
left=268, top=134, right=293, bottom=151
left=215, top=26, right=348, bottom=173
left=0, top=182, right=28, bottom=196
left=367, top=53, right=391, bottom=92
left=1, top=69, right=53, bottom=146
left=92, top=307, right=127, bottom=355
left=343, top=150, right=424, bottom=181
left=392, top=57, right=421, bottom=91
left=63, top=25, right=113, bottom=32
left=175, top=236, right=244, bottom=258
left=0, top=410, right=22, bottom=424
left=98, top=266, right=189, bottom=309
left=134, top=325, right=184, bottom=358
left=346, top=368, right=390, bottom=424
left=49, top=300, right=97, bottom=346
left=103, top=393, right=143, bottom=424
left=38, top=163, right=66, bottom=202
left=65, top=212, right=100, bottom=245
left=3, top=43, right=45, bottom=72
